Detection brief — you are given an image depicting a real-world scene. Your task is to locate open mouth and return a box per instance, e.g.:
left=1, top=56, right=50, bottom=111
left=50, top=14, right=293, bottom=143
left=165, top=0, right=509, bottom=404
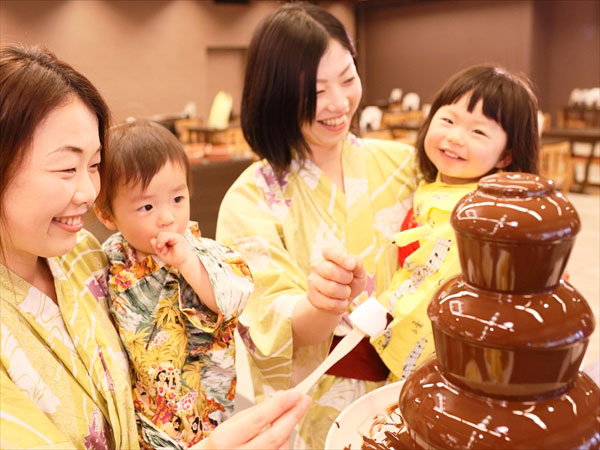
left=318, top=115, right=347, bottom=129
left=53, top=215, right=84, bottom=232
left=441, top=149, right=465, bottom=161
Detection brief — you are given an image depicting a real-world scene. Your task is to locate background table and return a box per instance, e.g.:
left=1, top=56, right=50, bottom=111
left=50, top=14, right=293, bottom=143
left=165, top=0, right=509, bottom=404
left=542, top=127, right=600, bottom=192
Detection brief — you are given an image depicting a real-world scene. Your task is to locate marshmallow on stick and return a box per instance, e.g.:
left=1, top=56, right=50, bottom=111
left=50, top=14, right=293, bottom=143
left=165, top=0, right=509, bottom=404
left=295, top=227, right=431, bottom=395
left=393, top=224, right=432, bottom=247
left=295, top=298, right=389, bottom=395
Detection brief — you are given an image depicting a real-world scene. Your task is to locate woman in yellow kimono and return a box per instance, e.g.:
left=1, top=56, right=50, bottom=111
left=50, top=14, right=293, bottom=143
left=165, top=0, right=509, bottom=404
left=216, top=4, right=420, bottom=448
left=0, top=44, right=139, bottom=449
left=0, top=44, right=309, bottom=450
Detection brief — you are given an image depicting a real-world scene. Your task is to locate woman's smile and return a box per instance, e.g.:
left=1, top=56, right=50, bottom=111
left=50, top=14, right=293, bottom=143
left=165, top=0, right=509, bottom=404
left=317, top=114, right=348, bottom=130
left=52, top=214, right=85, bottom=232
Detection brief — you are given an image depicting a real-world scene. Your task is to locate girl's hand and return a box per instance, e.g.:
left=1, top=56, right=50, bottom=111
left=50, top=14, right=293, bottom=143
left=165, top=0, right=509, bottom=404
left=307, top=245, right=367, bottom=315
left=151, top=231, right=194, bottom=269
left=192, top=390, right=311, bottom=449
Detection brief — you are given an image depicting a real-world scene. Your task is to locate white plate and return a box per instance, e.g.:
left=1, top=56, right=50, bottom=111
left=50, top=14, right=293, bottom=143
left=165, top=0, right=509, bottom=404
left=325, top=381, right=405, bottom=449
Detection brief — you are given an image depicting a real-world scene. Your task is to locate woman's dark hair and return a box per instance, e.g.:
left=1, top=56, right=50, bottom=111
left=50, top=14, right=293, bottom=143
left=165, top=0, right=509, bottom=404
left=0, top=44, right=110, bottom=255
left=416, top=64, right=540, bottom=182
left=242, top=2, right=356, bottom=173
left=95, top=119, right=190, bottom=217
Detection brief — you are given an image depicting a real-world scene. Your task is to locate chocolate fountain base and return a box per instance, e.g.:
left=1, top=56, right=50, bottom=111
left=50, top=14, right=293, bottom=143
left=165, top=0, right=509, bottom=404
left=399, top=358, right=600, bottom=449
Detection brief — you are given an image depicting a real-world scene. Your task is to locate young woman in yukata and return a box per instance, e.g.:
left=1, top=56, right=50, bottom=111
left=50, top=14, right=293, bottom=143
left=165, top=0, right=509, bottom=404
left=216, top=4, right=421, bottom=448
left=0, top=44, right=310, bottom=450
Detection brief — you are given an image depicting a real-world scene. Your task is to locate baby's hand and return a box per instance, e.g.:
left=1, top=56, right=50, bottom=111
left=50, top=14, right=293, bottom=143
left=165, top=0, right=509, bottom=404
left=151, top=232, right=194, bottom=269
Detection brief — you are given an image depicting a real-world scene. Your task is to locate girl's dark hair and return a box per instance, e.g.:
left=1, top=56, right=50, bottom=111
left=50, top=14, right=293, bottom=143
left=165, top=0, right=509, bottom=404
left=0, top=44, right=110, bottom=255
left=416, top=64, right=540, bottom=182
left=242, top=2, right=356, bottom=174
left=95, top=119, right=190, bottom=217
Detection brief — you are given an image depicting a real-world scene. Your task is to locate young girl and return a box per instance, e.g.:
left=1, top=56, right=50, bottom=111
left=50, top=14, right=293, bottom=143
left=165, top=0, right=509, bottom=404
left=94, top=119, right=255, bottom=448
left=370, top=64, right=540, bottom=380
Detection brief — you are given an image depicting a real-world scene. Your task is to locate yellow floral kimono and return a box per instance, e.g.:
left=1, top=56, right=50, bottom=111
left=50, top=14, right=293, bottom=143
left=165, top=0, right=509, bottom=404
left=372, top=176, right=478, bottom=381
left=0, top=230, right=138, bottom=449
left=216, top=134, right=421, bottom=449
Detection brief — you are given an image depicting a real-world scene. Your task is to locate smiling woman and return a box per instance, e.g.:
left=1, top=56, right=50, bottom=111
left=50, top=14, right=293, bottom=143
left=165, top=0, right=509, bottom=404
left=3, top=97, right=102, bottom=272
left=0, top=44, right=310, bottom=450
left=0, top=44, right=139, bottom=449
left=216, top=3, right=421, bottom=448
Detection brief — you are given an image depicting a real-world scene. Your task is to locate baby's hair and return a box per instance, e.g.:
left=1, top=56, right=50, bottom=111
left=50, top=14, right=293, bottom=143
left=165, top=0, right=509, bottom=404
left=415, top=64, right=539, bottom=182
left=95, top=119, right=190, bottom=217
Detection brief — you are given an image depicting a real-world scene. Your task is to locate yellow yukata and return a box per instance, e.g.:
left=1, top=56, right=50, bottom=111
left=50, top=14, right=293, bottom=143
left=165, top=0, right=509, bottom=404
left=216, top=134, right=421, bottom=449
left=372, top=176, right=478, bottom=381
left=0, top=230, right=138, bottom=449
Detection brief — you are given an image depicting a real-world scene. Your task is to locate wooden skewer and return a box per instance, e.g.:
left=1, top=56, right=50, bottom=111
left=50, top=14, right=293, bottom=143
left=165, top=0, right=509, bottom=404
left=358, top=241, right=395, bottom=261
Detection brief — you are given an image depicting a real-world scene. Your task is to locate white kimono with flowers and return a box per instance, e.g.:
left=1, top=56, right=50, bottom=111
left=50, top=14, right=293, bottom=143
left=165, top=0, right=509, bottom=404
left=0, top=230, right=138, bottom=449
left=216, top=134, right=420, bottom=449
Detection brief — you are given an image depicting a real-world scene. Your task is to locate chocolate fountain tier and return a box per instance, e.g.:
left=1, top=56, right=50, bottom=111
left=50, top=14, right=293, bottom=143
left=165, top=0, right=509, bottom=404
left=399, top=358, right=600, bottom=450
left=428, top=275, right=595, bottom=397
left=451, top=173, right=580, bottom=293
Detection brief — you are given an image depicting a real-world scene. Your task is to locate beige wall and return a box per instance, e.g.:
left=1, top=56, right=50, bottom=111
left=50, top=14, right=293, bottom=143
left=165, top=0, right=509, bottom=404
left=358, top=0, right=600, bottom=119
left=2, top=0, right=597, bottom=125
left=0, top=0, right=355, bottom=123
left=359, top=0, right=536, bottom=105
left=531, top=0, right=600, bottom=116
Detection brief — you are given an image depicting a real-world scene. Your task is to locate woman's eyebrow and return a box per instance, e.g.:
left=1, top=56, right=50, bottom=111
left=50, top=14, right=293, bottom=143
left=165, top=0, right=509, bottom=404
left=317, top=63, right=352, bottom=83
left=49, top=146, right=102, bottom=155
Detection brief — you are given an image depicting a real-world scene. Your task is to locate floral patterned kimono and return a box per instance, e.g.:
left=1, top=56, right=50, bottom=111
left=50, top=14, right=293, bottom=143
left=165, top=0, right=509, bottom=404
left=0, top=230, right=138, bottom=449
left=102, top=222, right=253, bottom=449
left=216, top=135, right=421, bottom=449
left=372, top=176, right=478, bottom=380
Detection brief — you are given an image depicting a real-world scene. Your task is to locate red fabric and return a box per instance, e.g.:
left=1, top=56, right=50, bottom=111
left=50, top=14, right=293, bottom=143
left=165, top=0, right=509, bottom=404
left=397, top=207, right=420, bottom=267
left=325, top=335, right=390, bottom=381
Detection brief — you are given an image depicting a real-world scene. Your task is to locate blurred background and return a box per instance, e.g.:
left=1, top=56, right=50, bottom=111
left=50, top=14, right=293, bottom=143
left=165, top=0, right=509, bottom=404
left=2, top=0, right=598, bottom=409
left=1, top=0, right=597, bottom=123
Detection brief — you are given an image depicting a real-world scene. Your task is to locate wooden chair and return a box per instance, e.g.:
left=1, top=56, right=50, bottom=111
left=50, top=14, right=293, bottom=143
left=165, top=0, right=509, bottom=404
left=361, top=129, right=394, bottom=140
left=539, top=141, right=573, bottom=194
left=381, top=110, right=424, bottom=128
left=391, top=129, right=418, bottom=146
left=211, top=126, right=252, bottom=155
left=207, top=91, right=233, bottom=130
left=174, top=118, right=203, bottom=144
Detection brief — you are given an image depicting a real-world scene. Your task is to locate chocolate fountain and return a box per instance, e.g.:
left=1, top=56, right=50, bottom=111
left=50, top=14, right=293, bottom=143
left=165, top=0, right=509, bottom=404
left=397, top=173, right=600, bottom=449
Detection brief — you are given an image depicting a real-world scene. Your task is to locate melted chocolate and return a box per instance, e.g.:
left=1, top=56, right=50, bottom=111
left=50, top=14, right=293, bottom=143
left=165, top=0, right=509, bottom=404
left=428, top=276, right=595, bottom=397
left=399, top=359, right=600, bottom=449
left=360, top=173, right=599, bottom=450
left=451, top=173, right=580, bottom=244
left=451, top=173, right=580, bottom=293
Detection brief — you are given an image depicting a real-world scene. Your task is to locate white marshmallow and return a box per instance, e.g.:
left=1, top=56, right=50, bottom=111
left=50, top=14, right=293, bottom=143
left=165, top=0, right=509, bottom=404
left=350, top=297, right=389, bottom=337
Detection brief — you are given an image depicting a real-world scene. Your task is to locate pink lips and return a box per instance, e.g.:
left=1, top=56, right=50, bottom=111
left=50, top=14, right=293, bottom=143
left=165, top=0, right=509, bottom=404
left=440, top=148, right=465, bottom=161
left=52, top=216, right=84, bottom=233
left=318, top=115, right=347, bottom=131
